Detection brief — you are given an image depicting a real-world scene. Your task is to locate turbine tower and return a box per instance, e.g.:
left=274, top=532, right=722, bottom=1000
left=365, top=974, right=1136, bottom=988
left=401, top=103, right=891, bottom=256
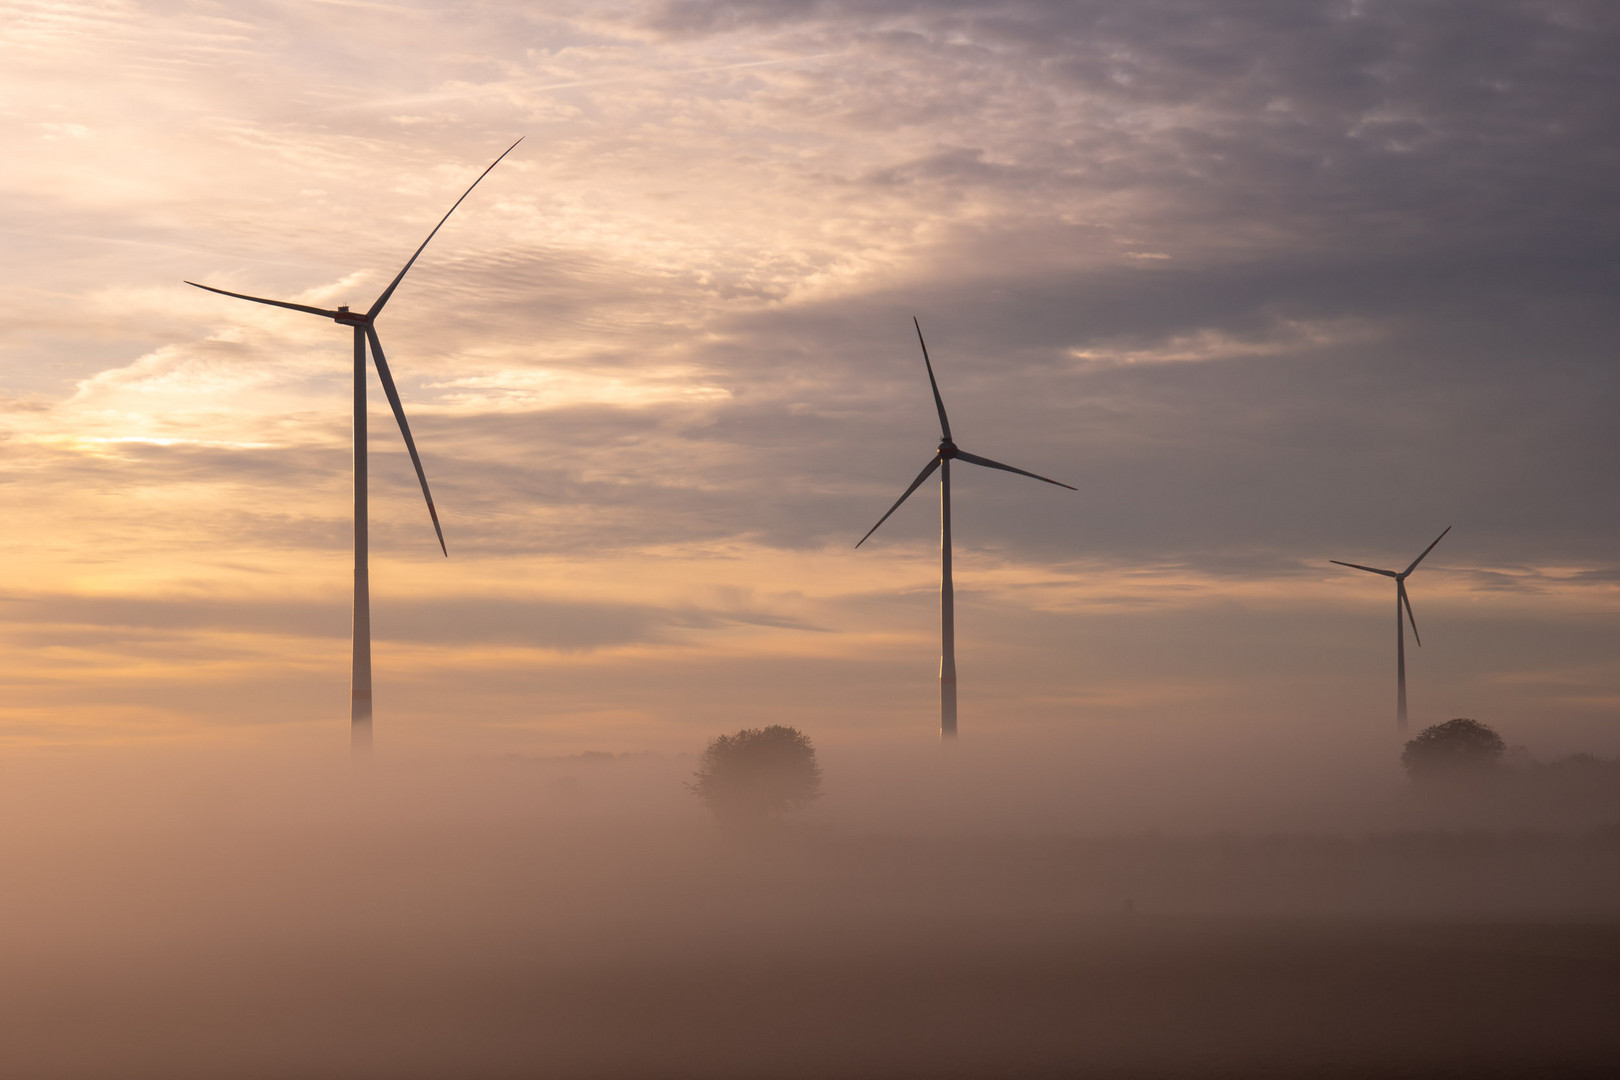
left=857, top=318, right=1075, bottom=739
left=1331, top=525, right=1451, bottom=732
left=187, top=140, right=521, bottom=756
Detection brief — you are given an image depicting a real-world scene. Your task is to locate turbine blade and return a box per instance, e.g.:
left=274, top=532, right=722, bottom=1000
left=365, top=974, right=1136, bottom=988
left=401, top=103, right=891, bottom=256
left=913, top=317, right=952, bottom=441
left=954, top=448, right=1076, bottom=490
left=1403, top=525, right=1452, bottom=577
left=186, top=281, right=339, bottom=319
left=1400, top=580, right=1422, bottom=647
left=856, top=455, right=941, bottom=548
left=366, top=137, right=523, bottom=321
left=1330, top=560, right=1398, bottom=577
left=366, top=325, right=447, bottom=557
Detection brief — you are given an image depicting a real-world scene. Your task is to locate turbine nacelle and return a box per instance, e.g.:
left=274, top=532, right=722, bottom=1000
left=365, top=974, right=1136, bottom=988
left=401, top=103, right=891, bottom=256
left=188, top=138, right=523, bottom=565
left=856, top=328, right=1075, bottom=551
left=857, top=318, right=1076, bottom=738
left=1330, top=525, right=1451, bottom=730
left=185, top=138, right=521, bottom=751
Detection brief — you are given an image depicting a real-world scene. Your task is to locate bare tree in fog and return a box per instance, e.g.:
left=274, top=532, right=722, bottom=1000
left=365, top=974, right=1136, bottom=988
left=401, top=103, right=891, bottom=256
left=689, top=726, right=822, bottom=826
left=1402, top=718, right=1506, bottom=780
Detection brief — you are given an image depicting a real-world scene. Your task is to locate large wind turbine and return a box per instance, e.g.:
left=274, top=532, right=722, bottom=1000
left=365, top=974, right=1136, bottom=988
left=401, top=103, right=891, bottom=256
left=857, top=318, right=1075, bottom=739
left=187, top=139, right=521, bottom=755
left=1331, top=525, right=1451, bottom=731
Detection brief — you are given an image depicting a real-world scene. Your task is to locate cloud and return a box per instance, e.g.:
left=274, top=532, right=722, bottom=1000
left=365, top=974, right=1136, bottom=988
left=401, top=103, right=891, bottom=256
left=3, top=0, right=1619, bottom=745
left=0, top=590, right=822, bottom=652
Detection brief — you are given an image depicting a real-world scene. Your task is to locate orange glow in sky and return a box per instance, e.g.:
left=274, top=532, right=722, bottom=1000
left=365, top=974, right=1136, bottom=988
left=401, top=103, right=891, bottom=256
left=3, top=0, right=1619, bottom=774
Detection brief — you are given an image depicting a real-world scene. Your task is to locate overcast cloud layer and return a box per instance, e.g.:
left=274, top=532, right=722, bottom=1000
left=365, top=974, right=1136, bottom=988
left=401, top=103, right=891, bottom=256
left=2, top=0, right=1618, bottom=766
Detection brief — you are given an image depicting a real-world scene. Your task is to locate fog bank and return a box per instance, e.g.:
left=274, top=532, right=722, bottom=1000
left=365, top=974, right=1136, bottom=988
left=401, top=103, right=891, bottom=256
left=3, top=742, right=1618, bottom=1077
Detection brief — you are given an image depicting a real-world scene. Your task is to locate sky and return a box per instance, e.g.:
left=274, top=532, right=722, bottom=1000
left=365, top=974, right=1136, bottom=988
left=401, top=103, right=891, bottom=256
left=3, top=0, right=1619, bottom=782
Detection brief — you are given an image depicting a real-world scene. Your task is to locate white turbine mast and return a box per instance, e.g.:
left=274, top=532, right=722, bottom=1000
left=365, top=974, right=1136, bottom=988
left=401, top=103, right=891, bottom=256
left=857, top=318, right=1075, bottom=739
left=1331, top=525, right=1451, bottom=731
left=187, top=139, right=522, bottom=756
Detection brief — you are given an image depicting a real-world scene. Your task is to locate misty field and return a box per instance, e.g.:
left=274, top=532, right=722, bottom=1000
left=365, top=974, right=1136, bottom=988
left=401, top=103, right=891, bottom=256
left=3, top=753, right=1619, bottom=1078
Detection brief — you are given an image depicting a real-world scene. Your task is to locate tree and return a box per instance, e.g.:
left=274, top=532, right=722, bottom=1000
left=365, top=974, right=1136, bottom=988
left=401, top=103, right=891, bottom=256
left=1401, top=718, right=1506, bottom=779
left=689, top=726, right=821, bottom=824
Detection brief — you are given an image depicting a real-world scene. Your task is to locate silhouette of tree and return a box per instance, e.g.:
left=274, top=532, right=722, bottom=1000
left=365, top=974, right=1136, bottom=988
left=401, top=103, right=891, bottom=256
left=690, top=726, right=821, bottom=824
left=1402, top=718, right=1506, bottom=779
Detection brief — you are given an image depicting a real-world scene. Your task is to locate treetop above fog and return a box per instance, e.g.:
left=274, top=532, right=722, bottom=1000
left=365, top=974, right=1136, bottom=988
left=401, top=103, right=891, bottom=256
left=689, top=725, right=822, bottom=824
left=1402, top=718, right=1506, bottom=779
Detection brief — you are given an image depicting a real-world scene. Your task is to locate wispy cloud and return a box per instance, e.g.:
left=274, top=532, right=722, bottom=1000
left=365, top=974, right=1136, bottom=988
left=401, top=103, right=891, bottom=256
left=3, top=0, right=1618, bottom=747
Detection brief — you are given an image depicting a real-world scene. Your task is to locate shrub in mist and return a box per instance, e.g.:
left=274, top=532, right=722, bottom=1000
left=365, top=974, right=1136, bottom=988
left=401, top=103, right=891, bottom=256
left=689, top=726, right=821, bottom=825
left=1511, top=752, right=1620, bottom=822
left=1401, top=718, right=1506, bottom=780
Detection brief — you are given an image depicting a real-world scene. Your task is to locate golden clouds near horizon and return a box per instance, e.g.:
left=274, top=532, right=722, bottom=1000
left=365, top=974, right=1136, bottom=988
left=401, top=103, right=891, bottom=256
left=3, top=1, right=1620, bottom=756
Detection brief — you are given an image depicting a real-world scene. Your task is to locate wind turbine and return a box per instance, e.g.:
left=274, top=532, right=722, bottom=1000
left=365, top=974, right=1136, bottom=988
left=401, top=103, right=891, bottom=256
left=857, top=318, right=1075, bottom=739
left=1331, top=525, right=1451, bottom=732
left=187, top=139, right=521, bottom=755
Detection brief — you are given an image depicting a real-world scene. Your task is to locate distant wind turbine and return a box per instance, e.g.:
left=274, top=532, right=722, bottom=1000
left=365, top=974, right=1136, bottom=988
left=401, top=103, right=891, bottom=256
left=1331, top=525, right=1451, bottom=732
left=187, top=139, right=522, bottom=755
left=857, top=318, right=1075, bottom=739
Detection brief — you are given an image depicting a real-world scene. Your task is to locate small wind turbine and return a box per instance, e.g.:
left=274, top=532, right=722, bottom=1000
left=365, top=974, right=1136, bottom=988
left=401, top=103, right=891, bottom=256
left=187, top=139, right=521, bottom=755
left=1331, top=525, right=1451, bottom=731
left=857, top=318, right=1075, bottom=739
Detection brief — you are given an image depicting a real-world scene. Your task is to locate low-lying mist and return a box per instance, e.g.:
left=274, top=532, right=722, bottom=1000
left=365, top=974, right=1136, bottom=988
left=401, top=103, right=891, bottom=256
left=3, top=735, right=1619, bottom=1078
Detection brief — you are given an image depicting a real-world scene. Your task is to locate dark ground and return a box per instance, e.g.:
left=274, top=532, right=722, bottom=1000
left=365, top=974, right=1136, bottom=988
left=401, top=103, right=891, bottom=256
left=3, top=820, right=1620, bottom=1077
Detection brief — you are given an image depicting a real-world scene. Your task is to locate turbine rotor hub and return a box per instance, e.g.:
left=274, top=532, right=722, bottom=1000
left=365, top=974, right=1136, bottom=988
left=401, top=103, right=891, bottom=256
left=939, top=439, right=958, bottom=458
